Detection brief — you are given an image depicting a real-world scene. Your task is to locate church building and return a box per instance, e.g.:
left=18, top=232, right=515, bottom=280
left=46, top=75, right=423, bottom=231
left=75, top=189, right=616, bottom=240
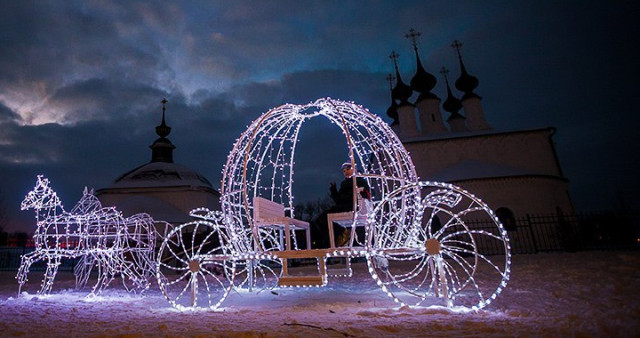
left=386, top=30, right=574, bottom=227
left=96, top=99, right=220, bottom=225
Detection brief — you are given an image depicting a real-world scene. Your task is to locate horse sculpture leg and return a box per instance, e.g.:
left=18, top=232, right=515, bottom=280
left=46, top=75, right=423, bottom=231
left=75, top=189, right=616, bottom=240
left=41, top=255, right=61, bottom=294
left=118, top=213, right=156, bottom=292
left=16, top=251, right=42, bottom=294
left=116, top=251, right=151, bottom=292
left=90, top=254, right=106, bottom=295
left=101, top=254, right=117, bottom=291
left=90, top=253, right=116, bottom=295
left=117, top=255, right=137, bottom=291
left=74, top=255, right=95, bottom=289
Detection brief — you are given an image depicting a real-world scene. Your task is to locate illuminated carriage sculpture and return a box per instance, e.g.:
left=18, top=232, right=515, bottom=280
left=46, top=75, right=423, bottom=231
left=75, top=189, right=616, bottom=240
left=156, top=97, right=511, bottom=311
left=17, top=176, right=157, bottom=295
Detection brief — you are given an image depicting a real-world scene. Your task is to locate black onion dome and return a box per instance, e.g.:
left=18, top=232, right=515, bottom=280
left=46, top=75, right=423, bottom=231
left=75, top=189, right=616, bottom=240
left=385, top=73, right=399, bottom=125
left=452, top=40, right=480, bottom=99
left=411, top=55, right=438, bottom=101
left=155, top=116, right=171, bottom=138
left=386, top=99, right=399, bottom=125
left=392, top=71, right=413, bottom=105
left=443, top=81, right=463, bottom=114
left=443, top=95, right=463, bottom=115
left=156, top=98, right=171, bottom=137
left=455, top=69, right=480, bottom=99
left=389, top=51, right=413, bottom=105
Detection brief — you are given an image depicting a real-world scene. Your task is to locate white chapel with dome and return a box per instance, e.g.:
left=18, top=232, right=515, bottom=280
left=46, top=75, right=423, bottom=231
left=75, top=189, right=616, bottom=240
left=96, top=99, right=220, bottom=225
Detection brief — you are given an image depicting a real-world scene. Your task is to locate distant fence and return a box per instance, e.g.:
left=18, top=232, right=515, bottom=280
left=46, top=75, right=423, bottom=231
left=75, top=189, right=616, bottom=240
left=470, top=211, right=640, bottom=255
left=1, top=211, right=638, bottom=271
left=0, top=247, right=77, bottom=272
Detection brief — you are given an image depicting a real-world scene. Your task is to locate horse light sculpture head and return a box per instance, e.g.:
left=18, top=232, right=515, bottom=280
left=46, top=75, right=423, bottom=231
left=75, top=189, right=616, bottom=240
left=70, top=187, right=102, bottom=214
left=21, top=175, right=62, bottom=211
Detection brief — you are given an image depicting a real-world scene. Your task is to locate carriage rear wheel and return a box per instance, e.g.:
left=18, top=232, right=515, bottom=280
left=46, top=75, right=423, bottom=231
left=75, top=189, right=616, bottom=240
left=156, top=221, right=235, bottom=310
left=367, top=182, right=511, bottom=310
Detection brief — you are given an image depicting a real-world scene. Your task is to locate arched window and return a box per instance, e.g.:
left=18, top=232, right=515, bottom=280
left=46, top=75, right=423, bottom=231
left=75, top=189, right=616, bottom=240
left=496, top=207, right=517, bottom=231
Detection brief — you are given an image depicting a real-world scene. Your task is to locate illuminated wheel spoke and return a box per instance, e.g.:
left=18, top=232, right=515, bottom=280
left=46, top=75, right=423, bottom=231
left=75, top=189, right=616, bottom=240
left=163, top=270, right=190, bottom=287
left=163, top=241, right=190, bottom=266
left=157, top=221, right=234, bottom=311
left=190, top=222, right=200, bottom=258
left=173, top=273, right=194, bottom=304
left=202, top=264, right=225, bottom=288
left=234, top=258, right=282, bottom=291
left=368, top=181, right=511, bottom=310
left=158, top=261, right=188, bottom=271
left=195, top=227, right=218, bottom=257
left=176, top=227, right=190, bottom=260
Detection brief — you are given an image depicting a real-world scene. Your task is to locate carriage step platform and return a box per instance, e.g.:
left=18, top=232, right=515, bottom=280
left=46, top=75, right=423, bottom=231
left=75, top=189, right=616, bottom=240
left=276, top=250, right=328, bottom=287
left=327, top=267, right=352, bottom=277
left=278, top=275, right=326, bottom=287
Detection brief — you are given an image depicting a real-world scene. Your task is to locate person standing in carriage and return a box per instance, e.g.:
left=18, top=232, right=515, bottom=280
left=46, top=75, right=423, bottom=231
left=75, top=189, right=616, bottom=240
left=312, top=161, right=370, bottom=248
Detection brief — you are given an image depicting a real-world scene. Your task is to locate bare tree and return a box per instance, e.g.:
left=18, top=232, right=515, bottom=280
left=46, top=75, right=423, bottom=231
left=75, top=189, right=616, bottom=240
left=294, top=196, right=333, bottom=222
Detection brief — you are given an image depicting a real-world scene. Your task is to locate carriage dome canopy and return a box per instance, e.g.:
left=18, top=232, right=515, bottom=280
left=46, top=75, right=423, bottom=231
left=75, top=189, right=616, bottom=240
left=219, top=97, right=418, bottom=239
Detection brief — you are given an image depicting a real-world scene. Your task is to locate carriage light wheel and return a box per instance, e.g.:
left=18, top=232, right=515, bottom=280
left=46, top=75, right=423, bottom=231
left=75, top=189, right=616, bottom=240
left=156, top=221, right=235, bottom=311
left=367, top=181, right=511, bottom=310
left=232, top=256, right=283, bottom=291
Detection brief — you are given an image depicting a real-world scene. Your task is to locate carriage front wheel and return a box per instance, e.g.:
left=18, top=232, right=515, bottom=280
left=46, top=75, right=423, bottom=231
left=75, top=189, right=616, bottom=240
left=156, top=220, right=235, bottom=310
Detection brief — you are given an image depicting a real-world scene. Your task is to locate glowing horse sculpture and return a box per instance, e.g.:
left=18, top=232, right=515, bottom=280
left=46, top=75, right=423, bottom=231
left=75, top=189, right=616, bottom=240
left=17, top=175, right=157, bottom=295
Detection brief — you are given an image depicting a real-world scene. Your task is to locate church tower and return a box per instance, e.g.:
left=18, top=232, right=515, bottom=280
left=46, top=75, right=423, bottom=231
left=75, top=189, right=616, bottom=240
left=150, top=98, right=176, bottom=163
left=406, top=29, right=447, bottom=136
left=390, top=51, right=419, bottom=139
left=451, top=40, right=491, bottom=131
left=386, top=36, right=574, bottom=221
left=385, top=73, right=401, bottom=136
left=440, top=66, right=468, bottom=132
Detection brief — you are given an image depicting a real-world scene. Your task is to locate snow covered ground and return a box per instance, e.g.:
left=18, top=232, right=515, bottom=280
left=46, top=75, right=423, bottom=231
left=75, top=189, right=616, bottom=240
left=1, top=250, right=639, bottom=337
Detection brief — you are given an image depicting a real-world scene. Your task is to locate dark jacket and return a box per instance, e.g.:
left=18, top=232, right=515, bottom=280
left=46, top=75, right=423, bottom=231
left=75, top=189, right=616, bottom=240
left=330, top=176, right=370, bottom=212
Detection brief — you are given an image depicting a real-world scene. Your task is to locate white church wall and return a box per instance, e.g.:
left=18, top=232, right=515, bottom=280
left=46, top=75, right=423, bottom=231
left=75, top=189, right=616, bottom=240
left=404, top=128, right=562, bottom=180
left=454, top=176, right=574, bottom=217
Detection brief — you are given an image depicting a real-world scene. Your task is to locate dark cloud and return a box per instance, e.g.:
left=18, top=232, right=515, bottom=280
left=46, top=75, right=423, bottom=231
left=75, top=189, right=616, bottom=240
left=0, top=102, right=20, bottom=124
left=44, top=78, right=167, bottom=125
left=1, top=1, right=639, bottom=232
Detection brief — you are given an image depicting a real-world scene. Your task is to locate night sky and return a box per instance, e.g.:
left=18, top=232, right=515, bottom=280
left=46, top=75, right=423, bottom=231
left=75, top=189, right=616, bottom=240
left=1, top=1, right=638, bottom=232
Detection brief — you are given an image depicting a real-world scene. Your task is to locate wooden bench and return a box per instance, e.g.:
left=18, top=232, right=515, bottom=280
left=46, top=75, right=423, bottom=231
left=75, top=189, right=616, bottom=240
left=253, top=197, right=320, bottom=286
left=326, top=196, right=371, bottom=276
left=253, top=196, right=311, bottom=251
left=327, top=188, right=372, bottom=248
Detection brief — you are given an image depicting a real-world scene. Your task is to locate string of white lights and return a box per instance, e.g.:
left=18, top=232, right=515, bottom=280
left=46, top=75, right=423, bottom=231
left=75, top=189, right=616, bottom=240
left=17, top=175, right=156, bottom=295
left=20, top=97, right=510, bottom=312
left=160, top=97, right=509, bottom=311
left=156, top=217, right=236, bottom=310
left=365, top=181, right=511, bottom=310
